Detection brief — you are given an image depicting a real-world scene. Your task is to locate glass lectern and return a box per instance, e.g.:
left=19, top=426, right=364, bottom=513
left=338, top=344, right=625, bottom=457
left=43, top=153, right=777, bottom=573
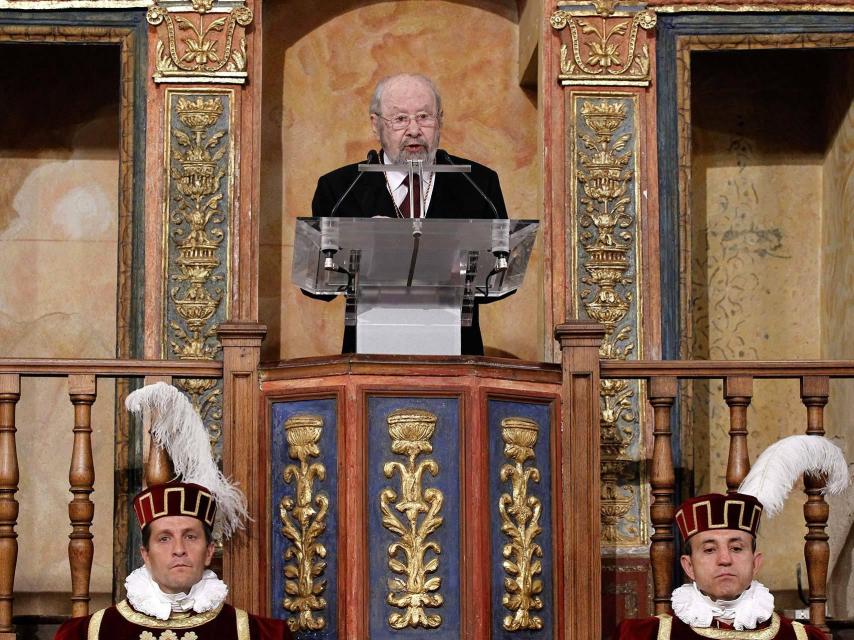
left=292, top=217, right=538, bottom=355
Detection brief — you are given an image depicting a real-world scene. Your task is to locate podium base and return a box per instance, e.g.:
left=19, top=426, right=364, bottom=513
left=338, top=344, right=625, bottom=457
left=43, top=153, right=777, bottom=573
left=356, top=306, right=461, bottom=355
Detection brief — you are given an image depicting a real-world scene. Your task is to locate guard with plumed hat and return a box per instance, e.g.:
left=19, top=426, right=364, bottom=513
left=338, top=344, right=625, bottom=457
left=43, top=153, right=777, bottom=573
left=616, top=435, right=850, bottom=640
left=55, top=382, right=292, bottom=640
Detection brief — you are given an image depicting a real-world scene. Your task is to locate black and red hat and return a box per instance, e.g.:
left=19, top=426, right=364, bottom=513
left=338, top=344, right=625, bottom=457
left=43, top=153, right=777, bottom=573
left=133, top=481, right=217, bottom=530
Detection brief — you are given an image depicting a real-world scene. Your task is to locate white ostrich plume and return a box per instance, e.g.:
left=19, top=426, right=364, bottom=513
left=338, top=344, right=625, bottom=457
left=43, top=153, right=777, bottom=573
left=738, top=435, right=849, bottom=518
left=126, top=382, right=248, bottom=539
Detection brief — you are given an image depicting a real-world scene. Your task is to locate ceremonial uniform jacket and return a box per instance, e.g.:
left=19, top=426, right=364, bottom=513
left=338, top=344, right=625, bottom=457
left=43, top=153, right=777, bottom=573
left=54, top=600, right=292, bottom=640
left=615, top=613, right=825, bottom=640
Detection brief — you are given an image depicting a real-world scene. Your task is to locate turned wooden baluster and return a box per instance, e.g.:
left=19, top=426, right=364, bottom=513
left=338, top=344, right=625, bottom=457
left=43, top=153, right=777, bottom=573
left=723, top=376, right=753, bottom=492
left=0, top=375, right=20, bottom=639
left=68, top=375, right=96, bottom=617
left=142, top=375, right=174, bottom=487
left=649, top=376, right=677, bottom=614
left=800, top=376, right=830, bottom=632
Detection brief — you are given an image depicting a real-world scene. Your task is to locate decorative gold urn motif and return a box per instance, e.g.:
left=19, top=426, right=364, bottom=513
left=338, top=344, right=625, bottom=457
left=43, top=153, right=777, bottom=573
left=169, top=95, right=227, bottom=362
left=380, top=409, right=444, bottom=629
left=279, top=414, right=328, bottom=632
left=165, top=91, right=232, bottom=453
left=600, top=379, right=637, bottom=542
left=575, top=97, right=644, bottom=546
left=147, top=1, right=253, bottom=84
left=551, top=8, right=656, bottom=86
left=499, top=417, right=545, bottom=631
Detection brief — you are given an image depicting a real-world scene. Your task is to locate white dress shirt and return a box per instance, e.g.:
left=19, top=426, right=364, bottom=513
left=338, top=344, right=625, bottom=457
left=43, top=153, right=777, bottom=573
left=383, top=152, right=435, bottom=217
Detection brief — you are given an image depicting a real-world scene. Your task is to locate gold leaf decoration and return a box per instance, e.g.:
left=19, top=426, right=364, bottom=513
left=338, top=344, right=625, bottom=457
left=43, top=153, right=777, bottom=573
left=380, top=409, right=444, bottom=629
left=499, top=417, right=544, bottom=631
left=551, top=10, right=656, bottom=86
left=576, top=97, right=642, bottom=545
left=279, top=414, right=328, bottom=631
left=147, top=1, right=253, bottom=83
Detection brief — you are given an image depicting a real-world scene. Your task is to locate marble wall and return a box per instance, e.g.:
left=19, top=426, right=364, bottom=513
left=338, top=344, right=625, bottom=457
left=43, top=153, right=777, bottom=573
left=0, top=44, right=119, bottom=613
left=259, top=0, right=542, bottom=362
left=688, top=49, right=848, bottom=598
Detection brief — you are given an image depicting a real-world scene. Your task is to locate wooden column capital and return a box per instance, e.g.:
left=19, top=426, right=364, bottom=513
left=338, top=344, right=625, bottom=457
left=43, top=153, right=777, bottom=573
left=554, top=321, right=607, bottom=351
left=217, top=321, right=267, bottom=346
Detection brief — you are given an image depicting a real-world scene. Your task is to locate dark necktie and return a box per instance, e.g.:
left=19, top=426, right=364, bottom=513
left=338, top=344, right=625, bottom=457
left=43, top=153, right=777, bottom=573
left=400, top=174, right=421, bottom=218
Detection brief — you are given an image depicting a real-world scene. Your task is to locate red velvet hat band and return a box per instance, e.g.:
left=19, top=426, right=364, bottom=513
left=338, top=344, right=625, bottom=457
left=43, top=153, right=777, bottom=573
left=133, top=482, right=217, bottom=530
left=675, top=492, right=762, bottom=542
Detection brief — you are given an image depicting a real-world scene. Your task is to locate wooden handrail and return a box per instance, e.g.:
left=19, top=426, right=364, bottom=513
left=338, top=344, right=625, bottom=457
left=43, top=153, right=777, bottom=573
left=0, top=359, right=222, bottom=377
left=601, top=359, right=854, bottom=378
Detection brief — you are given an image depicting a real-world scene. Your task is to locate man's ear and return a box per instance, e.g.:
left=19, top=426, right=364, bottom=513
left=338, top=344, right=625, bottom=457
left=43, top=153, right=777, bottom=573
left=370, top=114, right=381, bottom=141
left=140, top=546, right=150, bottom=567
left=680, top=554, right=696, bottom=582
left=204, top=542, right=215, bottom=568
left=752, top=551, right=764, bottom=576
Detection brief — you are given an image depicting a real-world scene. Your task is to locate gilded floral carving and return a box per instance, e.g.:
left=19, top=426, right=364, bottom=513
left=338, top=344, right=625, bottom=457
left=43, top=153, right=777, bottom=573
left=380, top=409, right=444, bottom=629
left=147, top=1, right=253, bottom=84
left=552, top=9, right=656, bottom=86
left=165, top=91, right=232, bottom=452
left=279, top=415, right=329, bottom=632
left=574, top=97, right=645, bottom=546
left=499, top=417, right=545, bottom=631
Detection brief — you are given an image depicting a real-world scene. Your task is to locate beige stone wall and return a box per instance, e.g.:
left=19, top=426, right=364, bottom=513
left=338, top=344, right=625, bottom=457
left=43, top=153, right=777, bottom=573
left=688, top=49, right=839, bottom=599
left=0, top=45, right=118, bottom=612
left=821, top=54, right=854, bottom=619
left=259, top=0, right=542, bottom=362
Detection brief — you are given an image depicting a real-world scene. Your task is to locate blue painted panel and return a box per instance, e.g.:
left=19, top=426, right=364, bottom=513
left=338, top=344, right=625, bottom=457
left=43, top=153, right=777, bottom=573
left=367, top=396, right=461, bottom=640
left=488, top=400, right=554, bottom=640
left=271, top=399, right=339, bottom=640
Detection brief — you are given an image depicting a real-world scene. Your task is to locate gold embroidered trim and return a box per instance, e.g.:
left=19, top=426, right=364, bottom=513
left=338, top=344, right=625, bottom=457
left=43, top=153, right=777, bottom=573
left=655, top=613, right=782, bottom=640
left=235, top=608, right=250, bottom=640
left=116, top=600, right=224, bottom=629
left=793, top=621, right=808, bottom=640
left=657, top=614, right=672, bottom=640
left=88, top=608, right=106, bottom=640
left=690, top=613, right=781, bottom=640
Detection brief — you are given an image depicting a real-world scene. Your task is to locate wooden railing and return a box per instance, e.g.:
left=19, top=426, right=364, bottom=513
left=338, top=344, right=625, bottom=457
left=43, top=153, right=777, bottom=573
left=0, top=358, right=221, bottom=637
left=601, top=359, right=854, bottom=632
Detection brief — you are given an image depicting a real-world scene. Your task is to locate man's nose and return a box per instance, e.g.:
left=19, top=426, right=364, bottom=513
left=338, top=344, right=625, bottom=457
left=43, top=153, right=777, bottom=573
left=404, top=117, right=422, bottom=133
left=717, top=548, right=732, bottom=564
left=172, top=540, right=187, bottom=555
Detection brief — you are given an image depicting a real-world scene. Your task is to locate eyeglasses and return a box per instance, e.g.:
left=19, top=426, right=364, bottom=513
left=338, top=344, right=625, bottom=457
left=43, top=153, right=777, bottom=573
left=376, top=112, right=438, bottom=131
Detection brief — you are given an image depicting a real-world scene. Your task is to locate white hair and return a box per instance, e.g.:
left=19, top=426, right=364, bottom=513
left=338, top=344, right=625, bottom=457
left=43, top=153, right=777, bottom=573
left=369, top=73, right=443, bottom=116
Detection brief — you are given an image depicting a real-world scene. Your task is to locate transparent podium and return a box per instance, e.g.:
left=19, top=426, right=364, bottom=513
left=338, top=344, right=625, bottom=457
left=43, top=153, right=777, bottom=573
left=292, top=217, right=538, bottom=355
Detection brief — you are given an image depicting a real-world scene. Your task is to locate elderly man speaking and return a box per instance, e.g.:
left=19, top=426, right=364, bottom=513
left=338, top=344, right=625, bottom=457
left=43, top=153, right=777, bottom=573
left=311, top=73, right=509, bottom=355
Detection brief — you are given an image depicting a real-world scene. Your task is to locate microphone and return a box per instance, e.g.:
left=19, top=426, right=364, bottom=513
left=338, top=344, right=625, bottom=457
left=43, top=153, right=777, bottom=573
left=438, top=150, right=508, bottom=277
left=438, top=149, right=500, bottom=219
left=329, top=149, right=379, bottom=217
left=322, top=150, right=378, bottom=271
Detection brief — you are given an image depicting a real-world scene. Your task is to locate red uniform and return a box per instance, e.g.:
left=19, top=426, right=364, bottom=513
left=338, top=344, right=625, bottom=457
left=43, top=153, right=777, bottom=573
left=616, top=613, right=826, bottom=640
left=54, top=600, right=292, bottom=640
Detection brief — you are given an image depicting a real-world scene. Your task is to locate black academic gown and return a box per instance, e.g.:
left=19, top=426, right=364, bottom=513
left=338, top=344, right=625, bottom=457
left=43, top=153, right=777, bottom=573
left=310, top=150, right=509, bottom=356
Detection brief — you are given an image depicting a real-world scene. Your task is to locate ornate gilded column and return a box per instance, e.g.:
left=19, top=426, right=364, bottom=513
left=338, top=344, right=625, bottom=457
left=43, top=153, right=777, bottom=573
left=549, top=0, right=659, bottom=626
left=145, top=0, right=263, bottom=610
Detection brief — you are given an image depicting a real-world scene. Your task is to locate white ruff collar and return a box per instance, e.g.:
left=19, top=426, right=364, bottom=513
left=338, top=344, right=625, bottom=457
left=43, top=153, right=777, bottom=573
left=671, top=581, right=774, bottom=630
left=125, top=566, right=228, bottom=621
